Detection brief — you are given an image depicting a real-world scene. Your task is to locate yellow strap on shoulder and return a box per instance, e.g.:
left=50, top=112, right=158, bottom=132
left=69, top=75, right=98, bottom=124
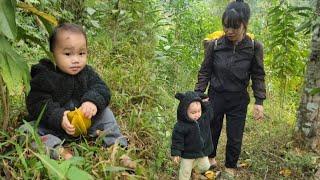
left=204, top=30, right=255, bottom=41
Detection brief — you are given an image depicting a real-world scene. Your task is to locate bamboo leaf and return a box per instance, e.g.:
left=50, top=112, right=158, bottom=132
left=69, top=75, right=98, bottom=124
left=59, top=157, right=85, bottom=176
left=14, top=142, right=28, bottom=171
left=59, top=160, right=72, bottom=176
left=67, top=166, right=93, bottom=180
left=33, top=152, right=67, bottom=179
left=20, top=120, right=45, bottom=154
left=0, top=0, right=17, bottom=39
left=289, top=6, right=312, bottom=12
left=297, top=12, right=312, bottom=17
left=38, top=15, right=54, bottom=35
left=16, top=26, right=51, bottom=58
left=17, top=2, right=58, bottom=26
left=0, top=36, right=30, bottom=95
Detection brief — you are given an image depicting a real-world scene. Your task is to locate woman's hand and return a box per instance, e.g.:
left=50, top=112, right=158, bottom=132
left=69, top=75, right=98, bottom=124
left=80, top=101, right=97, bottom=119
left=202, top=97, right=210, bottom=102
left=253, top=104, right=264, bottom=121
left=61, top=110, right=75, bottom=135
left=172, top=156, right=180, bottom=164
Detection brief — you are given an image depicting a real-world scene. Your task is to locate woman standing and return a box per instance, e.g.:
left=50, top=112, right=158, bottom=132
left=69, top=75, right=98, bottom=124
left=194, top=0, right=266, bottom=176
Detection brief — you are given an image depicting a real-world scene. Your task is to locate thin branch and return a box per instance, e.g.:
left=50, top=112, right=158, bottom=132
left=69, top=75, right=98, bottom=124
left=0, top=76, right=9, bottom=131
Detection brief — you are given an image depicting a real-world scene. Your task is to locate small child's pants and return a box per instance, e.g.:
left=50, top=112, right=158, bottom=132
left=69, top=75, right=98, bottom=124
left=87, top=107, right=127, bottom=147
left=179, top=156, right=210, bottom=180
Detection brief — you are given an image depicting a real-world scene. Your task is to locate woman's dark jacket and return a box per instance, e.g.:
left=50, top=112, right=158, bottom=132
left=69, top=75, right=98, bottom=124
left=195, top=35, right=266, bottom=105
left=26, top=59, right=111, bottom=135
left=171, top=91, right=213, bottom=159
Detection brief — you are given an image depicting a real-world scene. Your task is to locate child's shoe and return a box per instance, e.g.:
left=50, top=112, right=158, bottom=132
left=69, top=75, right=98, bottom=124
left=120, top=154, right=137, bottom=169
left=209, top=158, right=218, bottom=169
left=58, top=147, right=73, bottom=160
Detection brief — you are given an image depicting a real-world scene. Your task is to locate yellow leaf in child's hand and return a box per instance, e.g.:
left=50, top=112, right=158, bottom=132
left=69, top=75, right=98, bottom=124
left=279, top=168, right=292, bottom=177
left=67, top=111, right=75, bottom=121
left=67, top=108, right=91, bottom=137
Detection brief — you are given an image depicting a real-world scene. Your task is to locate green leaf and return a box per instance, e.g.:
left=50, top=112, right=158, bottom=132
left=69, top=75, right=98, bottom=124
left=33, top=152, right=67, bottom=179
left=0, top=35, right=30, bottom=95
left=17, top=2, right=58, bottom=26
left=289, top=6, right=312, bottom=12
left=59, top=160, right=72, bottom=176
left=21, top=120, right=45, bottom=154
left=310, top=88, right=320, bottom=95
left=164, top=45, right=171, bottom=51
left=67, top=166, right=93, bottom=180
left=90, top=20, right=100, bottom=28
left=67, top=156, right=85, bottom=166
left=0, top=0, right=17, bottom=39
left=59, top=156, right=85, bottom=176
left=38, top=16, right=54, bottom=35
left=16, top=26, right=51, bottom=58
left=14, top=142, right=29, bottom=172
left=86, top=7, right=96, bottom=15
left=297, top=12, right=311, bottom=18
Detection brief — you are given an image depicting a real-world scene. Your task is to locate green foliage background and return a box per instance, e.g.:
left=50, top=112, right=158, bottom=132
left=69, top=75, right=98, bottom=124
left=0, top=0, right=319, bottom=179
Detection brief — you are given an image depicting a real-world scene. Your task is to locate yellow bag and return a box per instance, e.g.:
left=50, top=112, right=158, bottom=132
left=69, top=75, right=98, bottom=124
left=204, top=30, right=254, bottom=41
left=67, top=108, right=91, bottom=137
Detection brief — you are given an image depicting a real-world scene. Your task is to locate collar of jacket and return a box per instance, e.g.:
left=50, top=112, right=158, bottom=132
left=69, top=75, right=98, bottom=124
left=215, top=35, right=254, bottom=50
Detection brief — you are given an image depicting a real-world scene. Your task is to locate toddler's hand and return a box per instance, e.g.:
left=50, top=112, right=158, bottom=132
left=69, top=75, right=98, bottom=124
left=80, top=101, right=97, bottom=119
left=61, top=111, right=75, bottom=135
left=253, top=104, right=264, bottom=121
left=172, top=156, right=180, bottom=164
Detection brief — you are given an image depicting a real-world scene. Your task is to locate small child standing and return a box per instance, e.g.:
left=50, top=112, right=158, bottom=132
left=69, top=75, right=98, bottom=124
left=171, top=91, right=214, bottom=180
left=26, top=23, right=127, bottom=159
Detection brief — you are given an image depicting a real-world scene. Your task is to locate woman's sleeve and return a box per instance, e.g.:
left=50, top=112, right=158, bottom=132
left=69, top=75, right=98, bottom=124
left=250, top=41, right=266, bottom=105
left=194, top=40, right=215, bottom=93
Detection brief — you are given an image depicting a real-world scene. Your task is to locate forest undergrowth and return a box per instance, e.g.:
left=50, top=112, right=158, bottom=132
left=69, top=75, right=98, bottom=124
left=0, top=0, right=319, bottom=179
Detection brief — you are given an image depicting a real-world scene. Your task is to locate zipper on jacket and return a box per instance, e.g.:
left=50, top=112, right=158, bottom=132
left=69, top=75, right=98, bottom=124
left=195, top=121, right=204, bottom=148
left=233, top=45, right=236, bottom=54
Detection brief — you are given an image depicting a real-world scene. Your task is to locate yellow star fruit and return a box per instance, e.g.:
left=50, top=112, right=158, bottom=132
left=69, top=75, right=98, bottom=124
left=67, top=108, right=91, bottom=137
left=204, top=30, right=255, bottom=41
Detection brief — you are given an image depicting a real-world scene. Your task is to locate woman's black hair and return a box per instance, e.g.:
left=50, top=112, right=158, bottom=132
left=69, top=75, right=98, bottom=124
left=49, top=23, right=87, bottom=52
left=222, top=0, right=251, bottom=29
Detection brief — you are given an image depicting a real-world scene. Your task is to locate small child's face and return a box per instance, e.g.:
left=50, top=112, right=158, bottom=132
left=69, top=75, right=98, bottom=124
left=53, top=30, right=87, bottom=75
left=187, top=101, right=202, bottom=121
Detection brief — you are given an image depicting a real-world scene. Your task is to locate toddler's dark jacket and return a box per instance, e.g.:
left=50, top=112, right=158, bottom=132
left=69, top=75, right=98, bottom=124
left=171, top=91, right=213, bottom=159
left=26, top=58, right=111, bottom=136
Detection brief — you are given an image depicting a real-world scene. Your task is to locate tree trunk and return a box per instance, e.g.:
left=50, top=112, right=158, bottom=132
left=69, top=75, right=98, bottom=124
left=296, top=0, right=320, bottom=153
left=0, top=75, right=9, bottom=131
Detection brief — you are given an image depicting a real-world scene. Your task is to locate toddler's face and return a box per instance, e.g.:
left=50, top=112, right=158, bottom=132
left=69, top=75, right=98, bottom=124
left=53, top=30, right=87, bottom=75
left=187, top=101, right=202, bottom=121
